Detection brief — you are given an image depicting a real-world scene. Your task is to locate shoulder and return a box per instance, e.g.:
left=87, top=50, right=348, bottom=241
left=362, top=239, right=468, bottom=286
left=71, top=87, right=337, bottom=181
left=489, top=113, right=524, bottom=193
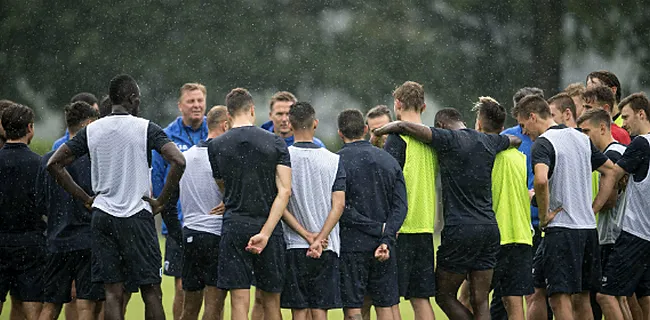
left=501, top=125, right=521, bottom=135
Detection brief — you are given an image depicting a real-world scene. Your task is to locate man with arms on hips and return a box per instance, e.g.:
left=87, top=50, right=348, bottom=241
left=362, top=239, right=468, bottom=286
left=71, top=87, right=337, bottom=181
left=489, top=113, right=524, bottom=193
left=48, top=74, right=186, bottom=320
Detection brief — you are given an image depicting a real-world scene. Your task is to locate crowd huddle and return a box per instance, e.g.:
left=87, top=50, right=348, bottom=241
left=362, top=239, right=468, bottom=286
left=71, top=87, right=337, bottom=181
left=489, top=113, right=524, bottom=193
left=0, top=70, right=649, bottom=320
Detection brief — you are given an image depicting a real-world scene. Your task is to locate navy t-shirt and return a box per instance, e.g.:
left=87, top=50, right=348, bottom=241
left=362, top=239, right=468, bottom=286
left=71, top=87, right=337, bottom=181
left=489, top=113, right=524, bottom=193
left=428, top=127, right=510, bottom=226
left=37, top=151, right=94, bottom=252
left=617, top=136, right=650, bottom=181
left=207, top=126, right=291, bottom=235
left=0, top=143, right=46, bottom=246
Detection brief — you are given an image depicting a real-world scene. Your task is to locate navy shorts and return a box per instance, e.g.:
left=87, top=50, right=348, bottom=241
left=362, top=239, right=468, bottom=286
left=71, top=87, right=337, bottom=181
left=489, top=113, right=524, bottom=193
left=396, top=233, right=436, bottom=299
left=91, top=209, right=162, bottom=286
left=0, top=245, right=46, bottom=302
left=601, top=231, right=650, bottom=297
left=43, top=249, right=104, bottom=303
left=532, top=237, right=547, bottom=289
left=182, top=228, right=220, bottom=291
left=542, top=227, right=600, bottom=296
left=437, top=224, right=500, bottom=274
left=281, top=249, right=341, bottom=310
left=492, top=244, right=534, bottom=296
left=340, top=251, right=399, bottom=308
left=164, top=234, right=183, bottom=278
left=217, top=231, right=285, bottom=293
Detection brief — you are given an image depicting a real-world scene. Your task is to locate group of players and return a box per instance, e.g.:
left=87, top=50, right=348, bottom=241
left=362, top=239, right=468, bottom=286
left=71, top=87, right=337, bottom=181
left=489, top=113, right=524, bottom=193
left=0, top=69, right=649, bottom=320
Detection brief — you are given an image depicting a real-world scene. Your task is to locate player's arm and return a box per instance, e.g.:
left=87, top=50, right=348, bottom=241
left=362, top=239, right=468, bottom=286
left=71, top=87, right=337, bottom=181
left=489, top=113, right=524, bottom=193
left=373, top=121, right=432, bottom=144
left=47, top=129, right=93, bottom=208
left=144, top=142, right=186, bottom=214
left=533, top=163, right=553, bottom=228
left=506, top=134, right=522, bottom=149
left=247, top=164, right=292, bottom=254
left=282, top=209, right=314, bottom=243
left=382, top=170, right=408, bottom=246
left=594, top=161, right=625, bottom=213
left=309, top=190, right=345, bottom=258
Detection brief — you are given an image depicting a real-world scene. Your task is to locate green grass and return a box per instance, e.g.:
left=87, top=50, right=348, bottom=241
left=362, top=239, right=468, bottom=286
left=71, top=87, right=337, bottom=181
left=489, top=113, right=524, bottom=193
left=120, top=237, right=449, bottom=319
left=123, top=276, right=448, bottom=319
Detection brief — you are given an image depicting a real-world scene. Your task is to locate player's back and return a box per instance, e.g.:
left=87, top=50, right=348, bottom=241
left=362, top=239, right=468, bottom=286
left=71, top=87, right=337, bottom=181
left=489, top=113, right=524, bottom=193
left=491, top=148, right=532, bottom=245
left=285, top=143, right=343, bottom=254
left=85, top=114, right=152, bottom=217
left=208, top=126, right=290, bottom=233
left=38, top=151, right=93, bottom=251
left=337, top=141, right=401, bottom=231
left=180, top=142, right=222, bottom=235
left=0, top=143, right=45, bottom=237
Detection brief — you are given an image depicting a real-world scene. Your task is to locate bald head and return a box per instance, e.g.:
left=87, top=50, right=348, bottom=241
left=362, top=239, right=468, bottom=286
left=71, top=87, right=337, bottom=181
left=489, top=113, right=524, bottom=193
left=207, top=105, right=229, bottom=138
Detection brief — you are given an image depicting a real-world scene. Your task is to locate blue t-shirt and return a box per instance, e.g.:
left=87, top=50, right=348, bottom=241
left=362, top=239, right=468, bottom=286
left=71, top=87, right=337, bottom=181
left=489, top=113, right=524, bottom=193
left=501, top=125, right=538, bottom=227
left=51, top=129, right=70, bottom=151
left=261, top=120, right=326, bottom=148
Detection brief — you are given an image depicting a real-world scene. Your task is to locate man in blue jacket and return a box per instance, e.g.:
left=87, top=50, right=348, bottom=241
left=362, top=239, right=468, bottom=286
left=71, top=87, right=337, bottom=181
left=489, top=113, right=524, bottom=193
left=151, top=83, right=208, bottom=320
left=261, top=91, right=326, bottom=147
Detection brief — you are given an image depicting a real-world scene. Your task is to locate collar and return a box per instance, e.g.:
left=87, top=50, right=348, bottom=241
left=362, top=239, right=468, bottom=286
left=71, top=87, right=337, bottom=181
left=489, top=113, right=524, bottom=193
left=342, top=140, right=371, bottom=148
left=1, top=142, right=28, bottom=149
left=293, top=141, right=320, bottom=149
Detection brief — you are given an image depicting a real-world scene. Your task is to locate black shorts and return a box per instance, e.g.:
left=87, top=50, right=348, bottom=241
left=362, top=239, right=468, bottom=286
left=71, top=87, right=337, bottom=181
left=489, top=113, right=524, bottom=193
left=601, top=231, right=650, bottom=297
left=532, top=237, right=547, bottom=289
left=182, top=228, right=220, bottom=291
left=396, top=233, right=435, bottom=299
left=164, top=234, right=183, bottom=278
left=217, top=231, right=285, bottom=292
left=43, top=249, right=104, bottom=303
left=340, top=251, right=399, bottom=308
left=437, top=224, right=500, bottom=274
left=91, top=209, right=162, bottom=286
left=281, top=249, right=341, bottom=310
left=542, top=227, right=600, bottom=296
left=0, top=245, right=46, bottom=302
left=600, top=244, right=615, bottom=273
left=492, top=244, right=534, bottom=297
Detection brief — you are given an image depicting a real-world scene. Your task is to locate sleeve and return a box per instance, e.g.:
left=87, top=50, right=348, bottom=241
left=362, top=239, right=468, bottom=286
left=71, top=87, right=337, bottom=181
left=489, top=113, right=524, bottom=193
left=604, top=149, right=623, bottom=164
left=150, top=150, right=167, bottom=198
left=486, top=133, right=511, bottom=153
left=147, top=122, right=173, bottom=154
left=65, top=127, right=89, bottom=158
left=313, top=137, right=327, bottom=148
left=428, top=127, right=454, bottom=151
left=384, top=134, right=407, bottom=168
left=331, top=158, right=346, bottom=192
left=617, top=137, right=650, bottom=174
left=531, top=138, right=554, bottom=168
left=590, top=141, right=609, bottom=171
left=381, top=168, right=408, bottom=247
left=275, top=136, right=291, bottom=167
left=207, top=142, right=221, bottom=179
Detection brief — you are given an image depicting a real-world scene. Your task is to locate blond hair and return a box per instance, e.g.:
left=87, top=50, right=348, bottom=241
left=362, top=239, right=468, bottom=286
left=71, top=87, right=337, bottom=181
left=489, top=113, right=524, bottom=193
left=179, top=83, right=207, bottom=102
left=393, top=81, right=425, bottom=112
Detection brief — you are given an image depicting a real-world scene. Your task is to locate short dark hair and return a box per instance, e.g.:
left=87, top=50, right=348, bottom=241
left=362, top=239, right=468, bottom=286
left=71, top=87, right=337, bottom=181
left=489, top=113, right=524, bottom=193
left=1, top=104, right=34, bottom=140
left=434, top=108, right=464, bottom=128
left=393, top=81, right=425, bottom=112
left=99, top=95, right=112, bottom=118
left=338, top=109, right=365, bottom=140
left=584, top=85, right=616, bottom=114
left=70, top=92, right=98, bottom=106
left=577, top=108, right=611, bottom=128
left=109, top=74, right=139, bottom=105
left=472, top=97, right=505, bottom=133
left=225, top=88, right=254, bottom=115
left=65, top=101, right=99, bottom=132
left=207, top=105, right=228, bottom=131
left=366, top=105, right=392, bottom=122
left=619, top=92, right=650, bottom=119
left=512, top=94, right=551, bottom=120
left=547, top=93, right=577, bottom=120
left=0, top=100, right=15, bottom=113
left=513, top=87, right=544, bottom=108
left=587, top=70, right=621, bottom=102
left=289, top=102, right=316, bottom=130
